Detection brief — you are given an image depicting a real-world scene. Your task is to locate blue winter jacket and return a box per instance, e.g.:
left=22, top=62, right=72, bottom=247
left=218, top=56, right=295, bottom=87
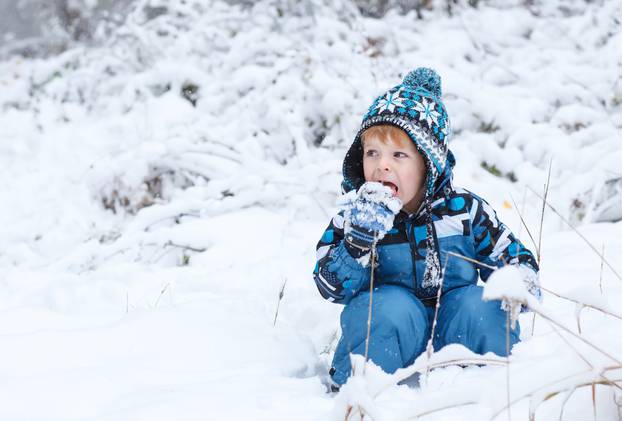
left=313, top=173, right=539, bottom=305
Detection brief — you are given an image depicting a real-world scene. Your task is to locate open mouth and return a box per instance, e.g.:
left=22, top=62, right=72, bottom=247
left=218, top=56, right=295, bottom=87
left=381, top=181, right=398, bottom=196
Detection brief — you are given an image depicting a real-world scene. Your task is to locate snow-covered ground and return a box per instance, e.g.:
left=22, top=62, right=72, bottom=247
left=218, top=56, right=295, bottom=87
left=1, top=0, right=621, bottom=419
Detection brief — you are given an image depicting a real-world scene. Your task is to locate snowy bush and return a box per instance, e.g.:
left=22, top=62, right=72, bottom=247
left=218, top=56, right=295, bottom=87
left=1, top=1, right=622, bottom=419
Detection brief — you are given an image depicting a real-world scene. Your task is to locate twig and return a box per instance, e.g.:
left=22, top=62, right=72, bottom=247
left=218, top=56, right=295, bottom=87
left=509, top=193, right=539, bottom=257
left=527, top=186, right=622, bottom=283
left=446, top=251, right=498, bottom=271
left=509, top=191, right=540, bottom=338
left=557, top=388, right=577, bottom=421
left=506, top=309, right=512, bottom=421
left=406, top=400, right=479, bottom=420
left=537, top=159, right=553, bottom=266
left=164, top=240, right=207, bottom=253
left=424, top=358, right=508, bottom=369
left=320, top=329, right=339, bottom=355
left=154, top=283, right=170, bottom=307
left=592, top=383, right=597, bottom=421
left=600, top=244, right=605, bottom=294
left=549, top=323, right=594, bottom=370
left=364, top=237, right=378, bottom=368
left=424, top=254, right=450, bottom=386
left=143, top=212, right=201, bottom=231
left=531, top=307, right=622, bottom=366
left=540, top=285, right=622, bottom=321
left=492, top=374, right=622, bottom=420
left=518, top=186, right=527, bottom=240
left=273, top=278, right=287, bottom=326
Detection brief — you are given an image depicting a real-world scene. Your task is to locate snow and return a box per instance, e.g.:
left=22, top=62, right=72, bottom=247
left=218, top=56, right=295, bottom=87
left=1, top=0, right=622, bottom=419
left=483, top=265, right=532, bottom=304
left=340, top=181, right=403, bottom=237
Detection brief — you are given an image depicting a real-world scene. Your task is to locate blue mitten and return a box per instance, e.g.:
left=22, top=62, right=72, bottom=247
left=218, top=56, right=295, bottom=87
left=341, top=182, right=402, bottom=254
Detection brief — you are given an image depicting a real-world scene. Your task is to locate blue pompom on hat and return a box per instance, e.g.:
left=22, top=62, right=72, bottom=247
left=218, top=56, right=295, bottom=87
left=402, top=67, right=443, bottom=97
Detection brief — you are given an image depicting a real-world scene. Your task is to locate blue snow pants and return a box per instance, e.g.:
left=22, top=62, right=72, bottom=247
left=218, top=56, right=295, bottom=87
left=331, top=284, right=519, bottom=385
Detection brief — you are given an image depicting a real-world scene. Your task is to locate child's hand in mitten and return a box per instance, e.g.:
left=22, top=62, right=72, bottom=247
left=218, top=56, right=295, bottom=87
left=340, top=182, right=402, bottom=252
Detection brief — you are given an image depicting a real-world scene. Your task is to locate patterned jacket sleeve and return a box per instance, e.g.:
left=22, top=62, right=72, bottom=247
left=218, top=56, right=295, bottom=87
left=469, top=193, right=542, bottom=300
left=313, top=212, right=371, bottom=304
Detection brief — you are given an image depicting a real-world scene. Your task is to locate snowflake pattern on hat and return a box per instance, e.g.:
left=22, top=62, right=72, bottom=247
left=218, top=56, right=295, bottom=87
left=414, top=97, right=440, bottom=128
left=350, top=67, right=452, bottom=191
left=374, top=87, right=406, bottom=113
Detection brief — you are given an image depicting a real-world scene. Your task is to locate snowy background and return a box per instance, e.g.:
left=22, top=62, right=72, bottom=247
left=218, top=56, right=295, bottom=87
left=1, top=0, right=622, bottom=419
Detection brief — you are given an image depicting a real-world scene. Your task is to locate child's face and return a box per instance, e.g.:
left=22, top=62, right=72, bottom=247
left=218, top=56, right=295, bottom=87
left=362, top=130, right=426, bottom=214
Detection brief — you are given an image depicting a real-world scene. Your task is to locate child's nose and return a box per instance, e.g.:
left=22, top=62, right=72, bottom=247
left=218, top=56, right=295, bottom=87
left=378, top=156, right=392, bottom=172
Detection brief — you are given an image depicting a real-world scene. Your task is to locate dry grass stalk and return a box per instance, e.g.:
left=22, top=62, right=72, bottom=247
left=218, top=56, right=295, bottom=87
left=599, top=244, right=605, bottom=294
left=506, top=309, right=512, bottom=421
left=592, top=383, right=597, bottom=421
left=537, top=159, right=553, bottom=266
left=154, top=282, right=170, bottom=307
left=446, top=251, right=498, bottom=270
left=532, top=306, right=622, bottom=366
left=423, top=254, right=450, bottom=386
left=273, top=278, right=287, bottom=326
left=518, top=186, right=527, bottom=240
left=527, top=186, right=622, bottom=283
left=493, top=374, right=622, bottom=420
left=508, top=192, right=540, bottom=338
left=533, top=160, right=552, bottom=338
left=370, top=356, right=508, bottom=404
left=556, top=388, right=577, bottom=421
left=539, top=285, right=622, bottom=322
left=364, top=239, right=378, bottom=369
left=488, top=300, right=622, bottom=419
left=406, top=400, right=478, bottom=419
left=509, top=193, right=539, bottom=256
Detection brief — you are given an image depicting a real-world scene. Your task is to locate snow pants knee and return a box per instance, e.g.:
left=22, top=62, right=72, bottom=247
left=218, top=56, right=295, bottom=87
left=330, top=284, right=520, bottom=386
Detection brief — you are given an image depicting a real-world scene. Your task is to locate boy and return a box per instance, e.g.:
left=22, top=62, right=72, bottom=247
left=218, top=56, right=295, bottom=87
left=313, top=67, right=541, bottom=387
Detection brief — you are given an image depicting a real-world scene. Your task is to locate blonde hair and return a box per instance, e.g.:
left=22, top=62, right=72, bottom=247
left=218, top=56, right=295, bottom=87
left=361, top=125, right=412, bottom=148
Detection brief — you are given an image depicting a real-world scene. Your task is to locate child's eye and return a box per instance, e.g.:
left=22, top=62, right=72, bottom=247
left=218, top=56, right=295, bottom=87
left=365, top=150, right=378, bottom=157
left=394, top=152, right=408, bottom=158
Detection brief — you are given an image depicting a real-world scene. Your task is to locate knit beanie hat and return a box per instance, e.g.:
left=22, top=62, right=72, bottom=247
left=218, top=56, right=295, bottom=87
left=341, top=67, right=452, bottom=288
